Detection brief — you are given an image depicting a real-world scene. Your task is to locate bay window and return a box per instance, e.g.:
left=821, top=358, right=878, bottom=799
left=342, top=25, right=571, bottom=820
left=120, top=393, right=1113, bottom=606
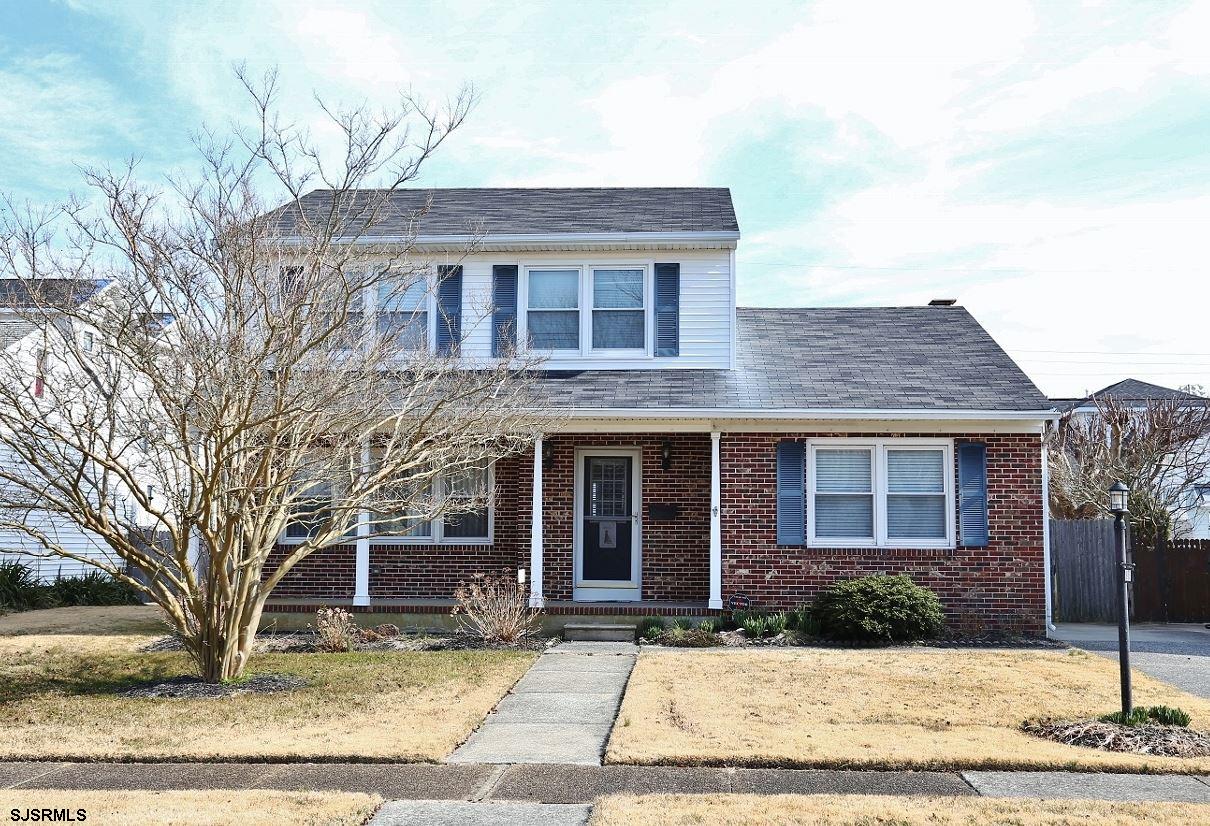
left=807, top=440, right=953, bottom=547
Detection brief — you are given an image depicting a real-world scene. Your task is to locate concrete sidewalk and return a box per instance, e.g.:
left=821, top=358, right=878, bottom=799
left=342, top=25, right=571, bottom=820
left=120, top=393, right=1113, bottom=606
left=2, top=761, right=1207, bottom=803
left=447, top=641, right=637, bottom=765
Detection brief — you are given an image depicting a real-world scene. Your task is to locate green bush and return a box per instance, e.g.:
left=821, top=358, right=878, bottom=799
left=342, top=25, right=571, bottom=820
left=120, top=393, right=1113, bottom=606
left=787, top=606, right=821, bottom=638
left=47, top=572, right=141, bottom=607
left=0, top=561, right=54, bottom=611
left=813, top=575, right=945, bottom=642
left=636, top=616, right=667, bottom=641
left=1100, top=705, right=1191, bottom=728
left=672, top=617, right=694, bottom=631
left=697, top=619, right=717, bottom=634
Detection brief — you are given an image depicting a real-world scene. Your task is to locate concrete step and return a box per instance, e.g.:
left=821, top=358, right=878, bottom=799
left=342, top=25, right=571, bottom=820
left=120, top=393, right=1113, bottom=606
left=562, top=623, right=635, bottom=642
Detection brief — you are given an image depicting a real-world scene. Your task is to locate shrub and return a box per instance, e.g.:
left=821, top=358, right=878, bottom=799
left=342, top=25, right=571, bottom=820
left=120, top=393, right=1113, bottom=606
left=313, top=606, right=359, bottom=652
left=0, top=561, right=54, bottom=611
left=637, top=616, right=667, bottom=641
left=740, top=613, right=768, bottom=639
left=452, top=570, right=539, bottom=644
left=47, top=572, right=141, bottom=606
left=672, top=617, right=694, bottom=631
left=763, top=611, right=788, bottom=636
left=697, top=619, right=717, bottom=634
left=813, top=575, right=945, bottom=642
left=1101, top=706, right=1191, bottom=728
left=787, top=606, right=821, bottom=638
left=660, top=626, right=723, bottom=647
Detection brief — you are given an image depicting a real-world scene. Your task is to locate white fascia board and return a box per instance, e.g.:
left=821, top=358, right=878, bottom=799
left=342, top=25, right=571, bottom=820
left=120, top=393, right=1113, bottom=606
left=549, top=407, right=1059, bottom=422
left=277, top=230, right=741, bottom=247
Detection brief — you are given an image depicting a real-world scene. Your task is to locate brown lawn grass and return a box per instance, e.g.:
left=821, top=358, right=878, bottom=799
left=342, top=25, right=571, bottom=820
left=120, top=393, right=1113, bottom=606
left=0, top=606, right=534, bottom=761
left=606, top=648, right=1210, bottom=772
left=0, top=790, right=380, bottom=826
left=590, top=794, right=1210, bottom=826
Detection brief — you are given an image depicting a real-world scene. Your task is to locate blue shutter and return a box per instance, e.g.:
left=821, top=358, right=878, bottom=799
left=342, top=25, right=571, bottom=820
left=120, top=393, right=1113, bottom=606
left=492, top=265, right=518, bottom=357
left=654, top=263, right=680, bottom=357
left=776, top=441, right=806, bottom=545
left=435, top=264, right=462, bottom=355
left=958, top=442, right=989, bottom=547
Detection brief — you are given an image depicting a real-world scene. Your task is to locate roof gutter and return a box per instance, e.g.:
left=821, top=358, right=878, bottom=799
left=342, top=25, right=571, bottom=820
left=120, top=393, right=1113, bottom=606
left=544, top=407, right=1060, bottom=422
left=276, top=230, right=741, bottom=246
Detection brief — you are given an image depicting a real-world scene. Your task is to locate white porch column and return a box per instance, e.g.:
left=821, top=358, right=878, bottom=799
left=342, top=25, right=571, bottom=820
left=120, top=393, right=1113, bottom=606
left=353, top=440, right=371, bottom=607
left=529, top=434, right=545, bottom=608
left=709, top=430, right=723, bottom=609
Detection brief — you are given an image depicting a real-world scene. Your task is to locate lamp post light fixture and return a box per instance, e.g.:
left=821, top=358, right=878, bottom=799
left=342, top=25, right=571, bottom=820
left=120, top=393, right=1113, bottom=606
left=1109, top=480, right=1133, bottom=716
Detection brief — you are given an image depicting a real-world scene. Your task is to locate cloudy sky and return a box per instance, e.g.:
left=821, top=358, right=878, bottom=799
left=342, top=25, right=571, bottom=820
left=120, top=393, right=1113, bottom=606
left=3, top=0, right=1209, bottom=398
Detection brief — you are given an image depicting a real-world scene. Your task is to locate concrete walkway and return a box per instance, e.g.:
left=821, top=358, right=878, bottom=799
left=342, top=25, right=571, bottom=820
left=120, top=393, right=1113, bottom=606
left=3, top=761, right=1206, bottom=803
left=447, top=641, right=637, bottom=765
left=1054, top=622, right=1210, bottom=698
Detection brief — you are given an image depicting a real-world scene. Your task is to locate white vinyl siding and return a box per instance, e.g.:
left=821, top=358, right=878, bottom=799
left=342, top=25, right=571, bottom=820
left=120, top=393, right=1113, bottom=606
left=807, top=438, right=955, bottom=549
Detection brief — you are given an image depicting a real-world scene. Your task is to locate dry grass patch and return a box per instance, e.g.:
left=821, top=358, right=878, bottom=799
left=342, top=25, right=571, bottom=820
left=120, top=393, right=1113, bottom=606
left=0, top=605, right=167, bottom=654
left=607, top=648, right=1210, bottom=772
left=590, top=794, right=1210, bottom=826
left=1, top=606, right=534, bottom=761
left=0, top=790, right=380, bottom=826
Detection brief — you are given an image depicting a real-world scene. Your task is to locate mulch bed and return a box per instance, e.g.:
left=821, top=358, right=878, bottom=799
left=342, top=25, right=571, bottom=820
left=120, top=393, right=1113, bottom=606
left=142, top=630, right=552, bottom=655
left=1023, top=718, right=1210, bottom=758
left=119, top=674, right=307, bottom=700
left=648, top=629, right=1065, bottom=649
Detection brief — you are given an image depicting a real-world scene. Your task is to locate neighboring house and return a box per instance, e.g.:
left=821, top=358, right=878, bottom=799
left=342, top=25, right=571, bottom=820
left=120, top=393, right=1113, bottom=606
left=0, top=278, right=124, bottom=580
left=267, top=187, right=1055, bottom=632
left=1052, top=378, right=1210, bottom=539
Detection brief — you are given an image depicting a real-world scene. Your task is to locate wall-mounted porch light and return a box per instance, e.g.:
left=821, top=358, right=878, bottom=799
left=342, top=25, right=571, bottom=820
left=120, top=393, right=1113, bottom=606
left=661, top=439, right=672, bottom=471
left=542, top=439, right=554, bottom=471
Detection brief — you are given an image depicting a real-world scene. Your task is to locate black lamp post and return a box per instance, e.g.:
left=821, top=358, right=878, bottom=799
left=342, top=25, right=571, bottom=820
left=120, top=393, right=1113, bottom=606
left=1109, top=480, right=1133, bottom=716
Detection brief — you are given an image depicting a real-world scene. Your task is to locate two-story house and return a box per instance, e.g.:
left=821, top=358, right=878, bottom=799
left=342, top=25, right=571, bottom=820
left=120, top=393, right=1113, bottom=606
left=267, top=188, right=1055, bottom=633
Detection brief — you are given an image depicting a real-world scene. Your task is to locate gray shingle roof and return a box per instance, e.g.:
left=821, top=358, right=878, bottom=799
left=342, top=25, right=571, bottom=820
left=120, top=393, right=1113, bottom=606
left=530, top=306, right=1051, bottom=413
left=0, top=279, right=100, bottom=308
left=1053, top=378, right=1207, bottom=410
left=267, top=188, right=738, bottom=237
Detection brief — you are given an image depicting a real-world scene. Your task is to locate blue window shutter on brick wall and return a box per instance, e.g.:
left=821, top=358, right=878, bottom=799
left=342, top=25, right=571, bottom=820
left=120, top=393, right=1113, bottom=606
left=435, top=264, right=462, bottom=355
left=654, top=263, right=680, bottom=357
left=958, top=442, right=989, bottom=547
left=776, top=441, right=806, bottom=545
left=492, top=265, right=518, bottom=357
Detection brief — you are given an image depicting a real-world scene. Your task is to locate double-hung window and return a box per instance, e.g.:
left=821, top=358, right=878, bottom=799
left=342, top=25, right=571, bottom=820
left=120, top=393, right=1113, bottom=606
left=372, top=462, right=492, bottom=544
left=376, top=276, right=430, bottom=351
left=591, top=268, right=645, bottom=350
left=526, top=269, right=580, bottom=350
left=807, top=440, right=954, bottom=548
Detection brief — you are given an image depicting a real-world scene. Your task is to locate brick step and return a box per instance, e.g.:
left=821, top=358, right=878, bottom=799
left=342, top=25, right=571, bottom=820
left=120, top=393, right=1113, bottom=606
left=562, top=623, right=636, bottom=642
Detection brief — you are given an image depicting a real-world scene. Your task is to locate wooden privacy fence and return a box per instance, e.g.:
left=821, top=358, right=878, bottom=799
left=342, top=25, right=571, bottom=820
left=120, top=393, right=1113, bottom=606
left=1132, top=536, right=1210, bottom=623
left=1050, top=519, right=1118, bottom=623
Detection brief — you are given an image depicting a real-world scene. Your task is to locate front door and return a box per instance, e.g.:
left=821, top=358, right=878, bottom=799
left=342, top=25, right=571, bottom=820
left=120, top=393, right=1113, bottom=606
left=574, top=450, right=641, bottom=601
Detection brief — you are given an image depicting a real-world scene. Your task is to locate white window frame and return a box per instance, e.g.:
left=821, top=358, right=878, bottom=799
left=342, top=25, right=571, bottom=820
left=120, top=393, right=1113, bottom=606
left=519, top=262, right=653, bottom=358
left=371, top=267, right=436, bottom=354
left=807, top=438, right=955, bottom=550
left=279, top=463, right=495, bottom=546
left=370, top=463, right=495, bottom=546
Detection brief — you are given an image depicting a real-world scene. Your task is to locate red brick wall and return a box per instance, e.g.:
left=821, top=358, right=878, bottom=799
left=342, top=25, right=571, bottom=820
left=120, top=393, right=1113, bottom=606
left=721, top=432, right=1045, bottom=633
left=267, top=543, right=357, bottom=599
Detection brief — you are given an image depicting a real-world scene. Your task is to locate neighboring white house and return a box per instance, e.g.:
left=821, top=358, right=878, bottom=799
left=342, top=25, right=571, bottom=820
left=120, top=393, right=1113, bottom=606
left=1052, top=378, right=1210, bottom=540
left=0, top=279, right=132, bottom=580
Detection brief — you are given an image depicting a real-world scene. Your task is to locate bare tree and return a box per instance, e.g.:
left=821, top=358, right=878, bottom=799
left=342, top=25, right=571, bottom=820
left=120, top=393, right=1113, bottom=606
left=1047, top=394, right=1210, bottom=542
left=0, top=69, right=542, bottom=681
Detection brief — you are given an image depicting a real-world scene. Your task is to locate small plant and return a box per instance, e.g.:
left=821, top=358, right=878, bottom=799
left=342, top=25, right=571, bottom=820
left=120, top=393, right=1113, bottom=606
left=763, top=611, right=788, bottom=636
left=313, top=606, right=359, bottom=652
left=637, top=616, right=667, bottom=641
left=47, top=572, right=141, bottom=606
left=0, top=561, right=54, bottom=611
left=452, top=570, right=539, bottom=644
left=740, top=614, right=768, bottom=639
left=813, top=575, right=945, bottom=642
left=786, top=606, right=821, bottom=638
left=1100, top=706, right=1191, bottom=728
left=672, top=617, right=694, bottom=631
left=660, top=626, right=723, bottom=647
left=697, top=619, right=717, bottom=634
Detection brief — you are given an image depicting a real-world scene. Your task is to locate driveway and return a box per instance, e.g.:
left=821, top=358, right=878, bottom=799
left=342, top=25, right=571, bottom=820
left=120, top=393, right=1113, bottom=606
left=1053, top=622, right=1210, bottom=698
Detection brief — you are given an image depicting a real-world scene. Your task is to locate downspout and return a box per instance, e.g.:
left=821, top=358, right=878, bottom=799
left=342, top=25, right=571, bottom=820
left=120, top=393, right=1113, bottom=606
left=1042, top=444, right=1055, bottom=635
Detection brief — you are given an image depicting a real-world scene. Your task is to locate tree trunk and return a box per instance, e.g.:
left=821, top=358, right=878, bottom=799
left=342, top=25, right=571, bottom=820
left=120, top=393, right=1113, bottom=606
left=189, top=594, right=267, bottom=683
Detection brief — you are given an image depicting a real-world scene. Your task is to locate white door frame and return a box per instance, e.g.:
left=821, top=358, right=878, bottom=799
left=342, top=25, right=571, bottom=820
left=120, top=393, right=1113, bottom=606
left=573, top=446, right=642, bottom=601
